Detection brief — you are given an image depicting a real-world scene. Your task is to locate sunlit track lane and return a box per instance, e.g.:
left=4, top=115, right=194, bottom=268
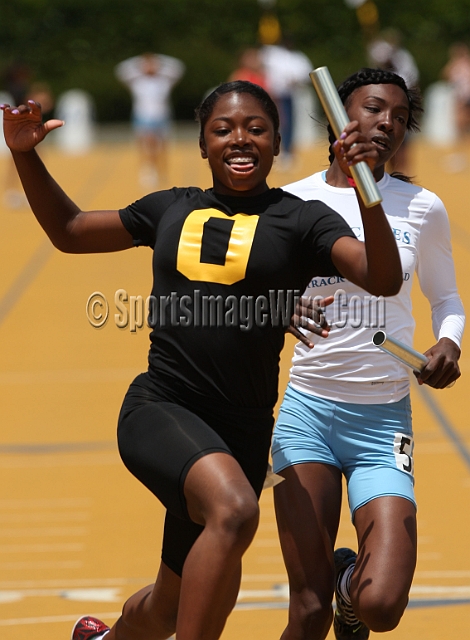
left=0, top=137, right=469, bottom=639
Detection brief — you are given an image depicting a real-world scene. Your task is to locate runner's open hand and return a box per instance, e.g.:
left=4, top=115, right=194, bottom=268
left=1, top=100, right=64, bottom=153
left=288, top=295, right=334, bottom=348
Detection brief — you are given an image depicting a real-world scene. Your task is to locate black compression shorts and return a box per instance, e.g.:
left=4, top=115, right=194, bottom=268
left=117, top=373, right=273, bottom=575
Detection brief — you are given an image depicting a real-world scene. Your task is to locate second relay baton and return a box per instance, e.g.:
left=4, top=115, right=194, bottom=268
left=373, top=330, right=456, bottom=388
left=372, top=330, right=428, bottom=373
left=309, top=66, right=382, bottom=208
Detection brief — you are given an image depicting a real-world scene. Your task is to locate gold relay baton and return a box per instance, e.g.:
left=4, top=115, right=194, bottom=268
left=372, top=330, right=456, bottom=388
left=309, top=66, right=382, bottom=208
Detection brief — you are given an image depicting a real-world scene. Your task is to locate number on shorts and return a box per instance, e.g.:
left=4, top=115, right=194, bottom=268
left=393, top=433, right=414, bottom=475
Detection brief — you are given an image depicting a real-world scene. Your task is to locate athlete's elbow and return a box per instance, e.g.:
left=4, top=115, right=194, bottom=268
left=388, top=279, right=403, bottom=297
left=382, top=284, right=402, bottom=298
left=386, top=272, right=403, bottom=296
left=54, top=216, right=92, bottom=253
left=368, top=277, right=402, bottom=297
left=48, top=232, right=85, bottom=254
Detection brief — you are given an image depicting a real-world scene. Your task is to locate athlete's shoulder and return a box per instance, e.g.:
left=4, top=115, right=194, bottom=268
left=122, top=187, right=206, bottom=223
left=384, top=173, right=444, bottom=214
left=148, top=185, right=208, bottom=203
left=281, top=172, right=324, bottom=200
left=385, top=172, right=435, bottom=197
left=276, top=185, right=337, bottom=218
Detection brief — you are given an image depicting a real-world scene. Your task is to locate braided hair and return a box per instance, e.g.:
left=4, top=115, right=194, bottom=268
left=195, top=80, right=280, bottom=144
left=327, top=68, right=423, bottom=168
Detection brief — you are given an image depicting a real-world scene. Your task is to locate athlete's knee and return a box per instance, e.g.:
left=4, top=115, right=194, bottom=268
left=116, top=608, right=176, bottom=640
left=115, top=583, right=178, bottom=640
left=287, top=587, right=334, bottom=639
left=210, top=490, right=260, bottom=548
left=357, top=590, right=408, bottom=632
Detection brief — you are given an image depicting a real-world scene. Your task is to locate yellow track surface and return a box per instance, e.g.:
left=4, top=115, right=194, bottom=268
left=0, top=134, right=469, bottom=639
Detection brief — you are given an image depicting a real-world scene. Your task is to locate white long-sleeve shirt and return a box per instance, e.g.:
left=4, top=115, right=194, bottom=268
left=283, top=171, right=465, bottom=404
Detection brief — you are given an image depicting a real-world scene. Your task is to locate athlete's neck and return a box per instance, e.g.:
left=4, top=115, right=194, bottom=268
left=325, top=161, right=384, bottom=187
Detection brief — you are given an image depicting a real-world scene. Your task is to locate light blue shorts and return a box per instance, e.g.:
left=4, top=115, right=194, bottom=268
left=272, top=384, right=416, bottom=517
left=132, top=115, right=170, bottom=136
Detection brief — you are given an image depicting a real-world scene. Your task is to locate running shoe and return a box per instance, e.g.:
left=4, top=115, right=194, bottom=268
left=71, top=615, right=110, bottom=640
left=333, top=548, right=370, bottom=640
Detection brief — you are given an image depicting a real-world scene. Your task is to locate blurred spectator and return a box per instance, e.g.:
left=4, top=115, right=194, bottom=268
left=2, top=71, right=55, bottom=209
left=2, top=63, right=29, bottom=208
left=368, top=28, right=420, bottom=174
left=367, top=28, right=419, bottom=89
left=229, top=48, right=267, bottom=90
left=115, top=52, right=185, bottom=188
left=441, top=43, right=470, bottom=137
left=28, top=81, right=55, bottom=121
left=54, top=89, right=95, bottom=156
left=2, top=60, right=31, bottom=106
left=261, top=40, right=312, bottom=167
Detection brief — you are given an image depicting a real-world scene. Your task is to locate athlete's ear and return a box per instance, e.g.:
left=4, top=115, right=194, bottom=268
left=274, top=132, right=281, bottom=157
left=199, top=137, right=207, bottom=159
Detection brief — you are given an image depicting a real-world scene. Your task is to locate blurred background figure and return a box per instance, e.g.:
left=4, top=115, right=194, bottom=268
left=54, top=88, right=95, bottom=156
left=368, top=28, right=420, bottom=175
left=28, top=81, right=55, bottom=121
left=2, top=60, right=31, bottom=106
left=367, top=28, right=419, bottom=90
left=441, top=43, right=470, bottom=138
left=261, top=38, right=312, bottom=168
left=0, top=90, right=14, bottom=158
left=115, top=52, right=185, bottom=188
left=229, top=47, right=268, bottom=90
left=1, top=66, right=54, bottom=209
left=1, top=61, right=31, bottom=207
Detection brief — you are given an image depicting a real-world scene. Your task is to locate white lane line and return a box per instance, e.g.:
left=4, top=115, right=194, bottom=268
left=0, top=612, right=121, bottom=627
left=0, top=560, right=82, bottom=570
left=0, top=575, right=286, bottom=589
left=0, top=455, right=119, bottom=469
left=415, top=570, right=470, bottom=578
left=3, top=584, right=470, bottom=626
left=238, top=584, right=289, bottom=600
left=0, top=527, right=88, bottom=537
left=0, top=577, right=132, bottom=589
left=0, top=587, right=121, bottom=603
left=0, top=543, right=83, bottom=553
left=0, top=592, right=21, bottom=603
left=0, top=498, right=91, bottom=509
left=61, top=588, right=121, bottom=602
left=239, top=584, right=470, bottom=599
left=0, top=368, right=142, bottom=384
left=0, top=511, right=90, bottom=523
left=411, top=585, right=470, bottom=595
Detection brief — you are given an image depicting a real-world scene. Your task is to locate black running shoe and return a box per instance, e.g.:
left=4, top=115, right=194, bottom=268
left=333, top=548, right=370, bottom=640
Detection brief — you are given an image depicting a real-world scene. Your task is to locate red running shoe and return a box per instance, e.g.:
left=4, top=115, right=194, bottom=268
left=71, top=616, right=110, bottom=640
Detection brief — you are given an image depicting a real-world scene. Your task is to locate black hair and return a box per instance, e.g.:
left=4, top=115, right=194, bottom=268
left=195, top=80, right=280, bottom=142
left=327, top=67, right=423, bottom=166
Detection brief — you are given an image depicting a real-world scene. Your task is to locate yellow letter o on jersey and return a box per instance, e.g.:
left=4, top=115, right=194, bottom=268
left=176, top=209, right=260, bottom=285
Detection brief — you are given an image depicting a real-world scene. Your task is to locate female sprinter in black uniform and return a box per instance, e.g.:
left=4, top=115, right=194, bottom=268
left=2, top=81, right=402, bottom=640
